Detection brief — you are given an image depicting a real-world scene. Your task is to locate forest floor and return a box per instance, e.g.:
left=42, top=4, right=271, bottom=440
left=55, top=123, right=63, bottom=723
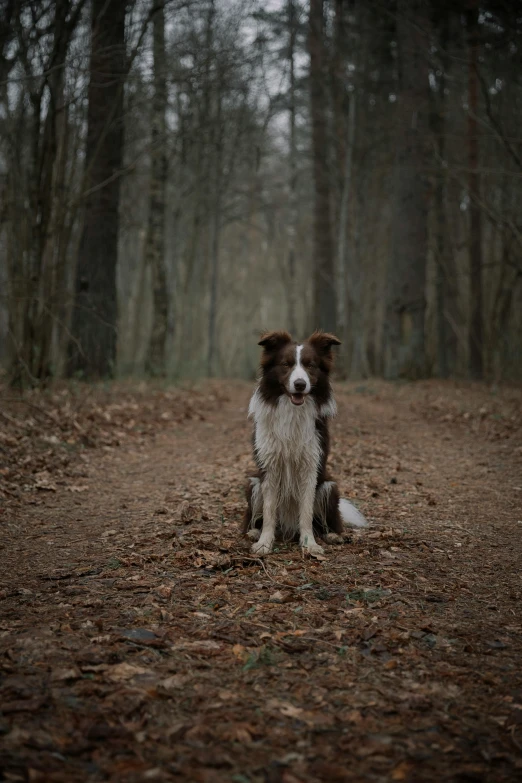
left=1, top=378, right=522, bottom=783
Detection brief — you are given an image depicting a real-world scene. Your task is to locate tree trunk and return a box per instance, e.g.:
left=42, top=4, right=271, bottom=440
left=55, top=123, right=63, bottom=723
left=35, top=0, right=78, bottom=381
left=432, top=12, right=459, bottom=377
left=337, top=92, right=355, bottom=358
left=467, top=1, right=483, bottom=379
left=206, top=90, right=222, bottom=377
left=69, top=0, right=127, bottom=378
left=286, top=0, right=298, bottom=336
left=384, top=0, right=430, bottom=379
left=309, top=0, right=336, bottom=333
left=332, top=0, right=349, bottom=364
left=180, top=0, right=214, bottom=375
left=145, top=0, right=169, bottom=376
left=6, top=0, right=84, bottom=385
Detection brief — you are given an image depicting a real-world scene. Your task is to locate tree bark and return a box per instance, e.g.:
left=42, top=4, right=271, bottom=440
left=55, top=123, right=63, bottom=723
left=337, top=92, right=355, bottom=355
left=6, top=0, right=85, bottom=385
left=145, top=0, right=169, bottom=376
left=206, top=89, right=222, bottom=377
left=309, top=0, right=336, bottom=333
left=332, top=0, right=348, bottom=361
left=384, top=0, right=430, bottom=379
left=432, top=11, right=459, bottom=377
left=69, top=0, right=127, bottom=378
left=467, top=0, right=483, bottom=379
left=286, top=0, right=298, bottom=336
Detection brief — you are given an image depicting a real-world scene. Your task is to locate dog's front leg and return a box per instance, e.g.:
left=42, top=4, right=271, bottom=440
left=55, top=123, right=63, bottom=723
left=298, top=479, right=325, bottom=556
left=251, top=479, right=277, bottom=555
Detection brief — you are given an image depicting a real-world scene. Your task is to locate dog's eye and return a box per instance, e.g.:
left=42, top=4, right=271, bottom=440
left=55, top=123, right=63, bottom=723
left=281, top=361, right=290, bottom=368
left=309, top=361, right=317, bottom=369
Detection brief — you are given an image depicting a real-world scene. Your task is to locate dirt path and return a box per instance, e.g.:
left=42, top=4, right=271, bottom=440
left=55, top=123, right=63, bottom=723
left=1, top=381, right=521, bottom=783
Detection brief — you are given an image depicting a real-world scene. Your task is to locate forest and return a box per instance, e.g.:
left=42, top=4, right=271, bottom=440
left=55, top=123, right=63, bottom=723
left=1, top=4, right=522, bottom=781
left=0, top=0, right=521, bottom=383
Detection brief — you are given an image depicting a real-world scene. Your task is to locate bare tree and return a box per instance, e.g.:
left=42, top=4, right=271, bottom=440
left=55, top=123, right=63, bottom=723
left=432, top=10, right=459, bottom=377
left=384, top=0, right=430, bottom=379
left=69, top=0, right=127, bottom=378
left=309, top=0, right=336, bottom=333
left=145, top=0, right=169, bottom=376
left=466, top=0, right=483, bottom=379
left=206, top=66, right=223, bottom=377
left=4, top=0, right=86, bottom=385
left=0, top=0, right=16, bottom=85
left=285, top=0, right=298, bottom=336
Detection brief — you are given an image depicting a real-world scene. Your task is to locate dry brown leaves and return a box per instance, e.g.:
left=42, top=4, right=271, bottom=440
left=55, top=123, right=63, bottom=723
left=0, top=379, right=521, bottom=782
left=0, top=381, right=224, bottom=507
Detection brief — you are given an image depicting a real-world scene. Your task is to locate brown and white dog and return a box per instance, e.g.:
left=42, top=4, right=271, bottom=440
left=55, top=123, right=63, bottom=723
left=243, top=330, right=367, bottom=556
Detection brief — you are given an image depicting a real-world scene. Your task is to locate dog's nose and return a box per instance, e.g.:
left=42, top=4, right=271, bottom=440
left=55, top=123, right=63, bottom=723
left=294, top=380, right=306, bottom=392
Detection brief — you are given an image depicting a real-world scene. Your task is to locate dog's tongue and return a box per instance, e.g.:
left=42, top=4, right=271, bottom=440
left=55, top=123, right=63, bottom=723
left=291, top=393, right=304, bottom=406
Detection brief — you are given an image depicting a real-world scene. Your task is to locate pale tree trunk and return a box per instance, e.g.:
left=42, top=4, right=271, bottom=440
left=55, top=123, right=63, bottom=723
left=309, top=0, right=336, bottom=333
left=69, top=0, right=127, bottom=378
left=36, top=0, right=79, bottom=380
left=342, top=3, right=369, bottom=378
left=286, top=0, right=298, bottom=336
left=180, top=0, right=214, bottom=374
left=145, top=0, right=169, bottom=376
left=36, top=59, right=67, bottom=380
left=384, top=0, right=430, bottom=379
left=206, top=89, right=222, bottom=377
left=467, top=1, right=483, bottom=379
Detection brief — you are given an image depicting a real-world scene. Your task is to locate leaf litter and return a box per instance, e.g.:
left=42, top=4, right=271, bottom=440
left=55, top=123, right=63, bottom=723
left=0, top=379, right=521, bottom=782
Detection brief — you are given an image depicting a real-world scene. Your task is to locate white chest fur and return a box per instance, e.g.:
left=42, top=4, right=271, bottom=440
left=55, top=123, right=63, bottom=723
left=249, top=390, right=319, bottom=467
left=248, top=387, right=341, bottom=543
left=249, top=389, right=322, bottom=519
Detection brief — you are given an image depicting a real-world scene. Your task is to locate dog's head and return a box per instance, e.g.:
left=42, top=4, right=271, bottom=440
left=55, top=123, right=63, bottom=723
left=257, top=330, right=341, bottom=406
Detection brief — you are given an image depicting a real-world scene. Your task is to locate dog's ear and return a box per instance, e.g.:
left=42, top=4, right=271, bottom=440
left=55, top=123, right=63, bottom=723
left=258, top=330, right=292, bottom=351
left=308, top=331, right=341, bottom=355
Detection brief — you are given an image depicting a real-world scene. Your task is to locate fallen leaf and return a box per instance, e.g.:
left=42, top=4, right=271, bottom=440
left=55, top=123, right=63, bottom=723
left=392, top=761, right=414, bottom=780
left=158, top=674, right=188, bottom=693
left=34, top=471, right=56, bottom=491
left=106, top=662, right=150, bottom=682
left=232, top=644, right=247, bottom=661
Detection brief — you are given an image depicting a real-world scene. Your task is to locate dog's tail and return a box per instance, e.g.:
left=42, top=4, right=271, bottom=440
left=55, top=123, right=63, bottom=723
left=339, top=498, right=368, bottom=529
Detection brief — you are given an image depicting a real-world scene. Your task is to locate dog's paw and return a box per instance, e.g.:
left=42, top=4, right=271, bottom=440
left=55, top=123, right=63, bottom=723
left=251, top=538, right=274, bottom=555
left=301, top=541, right=325, bottom=556
left=246, top=528, right=261, bottom=542
left=324, top=532, right=343, bottom=545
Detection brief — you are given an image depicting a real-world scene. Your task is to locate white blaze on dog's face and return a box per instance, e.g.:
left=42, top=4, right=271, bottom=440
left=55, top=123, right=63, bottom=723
left=256, top=330, right=341, bottom=409
left=287, top=345, right=311, bottom=406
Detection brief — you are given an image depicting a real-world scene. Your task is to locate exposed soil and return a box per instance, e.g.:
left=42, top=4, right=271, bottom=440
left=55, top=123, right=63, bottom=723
left=1, top=379, right=521, bottom=783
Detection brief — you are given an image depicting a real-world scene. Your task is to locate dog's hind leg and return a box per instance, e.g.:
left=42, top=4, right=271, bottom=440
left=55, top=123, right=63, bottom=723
left=314, top=481, right=344, bottom=540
